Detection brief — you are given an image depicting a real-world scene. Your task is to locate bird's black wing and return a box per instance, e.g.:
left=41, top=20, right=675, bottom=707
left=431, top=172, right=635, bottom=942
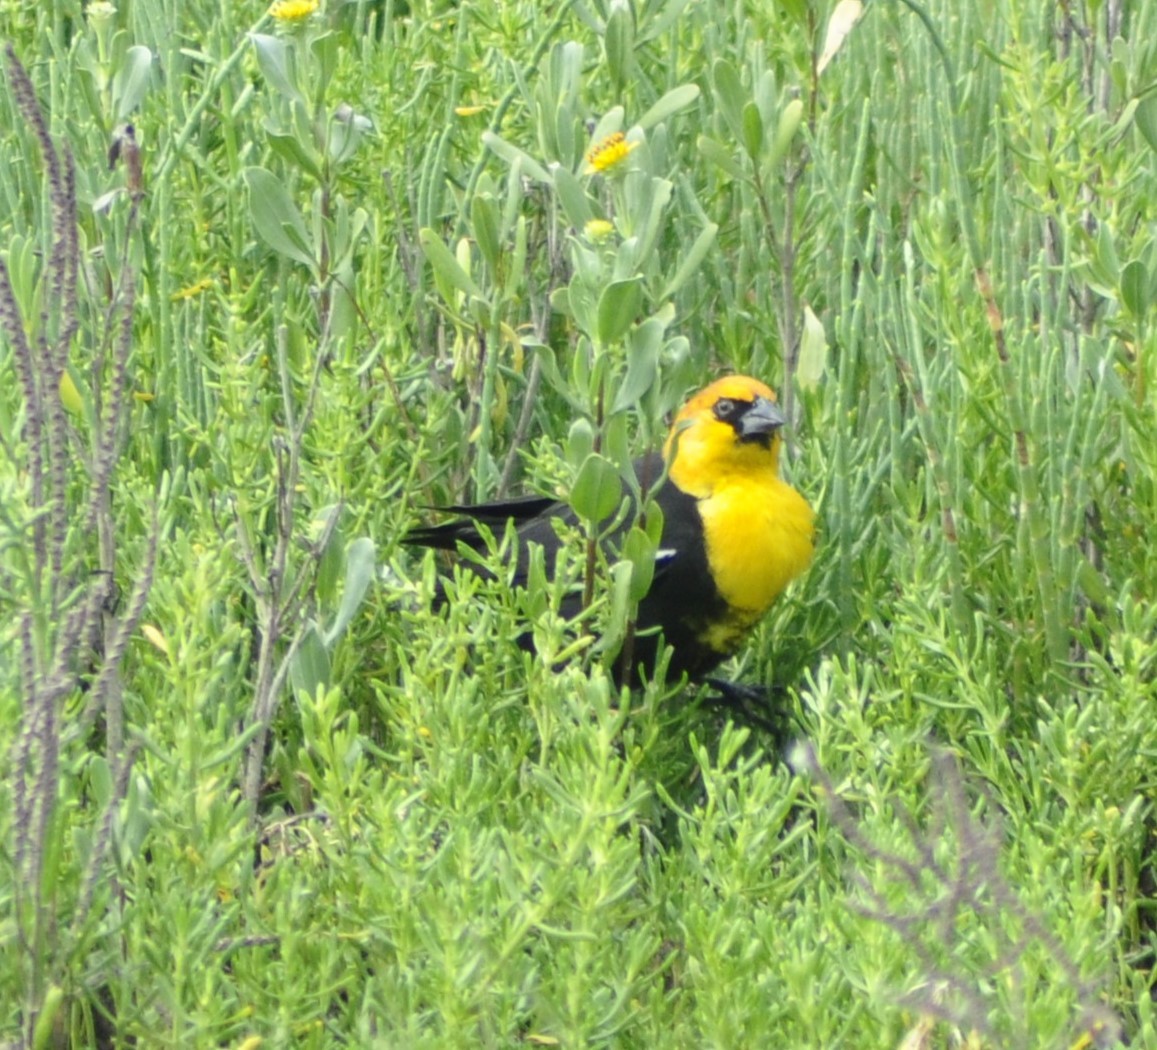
left=403, top=453, right=731, bottom=681
left=401, top=494, right=562, bottom=551
left=402, top=453, right=667, bottom=558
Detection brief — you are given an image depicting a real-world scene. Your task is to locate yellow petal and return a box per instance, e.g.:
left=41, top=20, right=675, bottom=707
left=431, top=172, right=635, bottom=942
left=141, top=623, right=171, bottom=657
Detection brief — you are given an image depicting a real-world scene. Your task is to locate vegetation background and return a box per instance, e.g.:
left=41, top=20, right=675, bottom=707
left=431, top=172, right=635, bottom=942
left=2, top=0, right=1156, bottom=1045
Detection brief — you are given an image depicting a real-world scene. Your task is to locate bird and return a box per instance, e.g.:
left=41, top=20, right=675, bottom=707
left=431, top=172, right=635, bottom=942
left=403, top=375, right=815, bottom=691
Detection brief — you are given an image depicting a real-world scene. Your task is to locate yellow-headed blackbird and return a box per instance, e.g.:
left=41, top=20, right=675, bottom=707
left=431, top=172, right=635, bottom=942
left=404, top=375, right=815, bottom=686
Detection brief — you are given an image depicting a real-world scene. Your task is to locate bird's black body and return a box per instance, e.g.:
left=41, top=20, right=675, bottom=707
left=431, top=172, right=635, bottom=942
left=403, top=376, right=815, bottom=710
left=403, top=453, right=731, bottom=684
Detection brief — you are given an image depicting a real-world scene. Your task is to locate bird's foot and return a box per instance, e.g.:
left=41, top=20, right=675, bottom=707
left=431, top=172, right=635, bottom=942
left=701, top=678, right=793, bottom=741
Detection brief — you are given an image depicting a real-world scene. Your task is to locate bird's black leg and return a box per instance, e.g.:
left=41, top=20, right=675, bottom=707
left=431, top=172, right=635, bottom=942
left=701, top=678, right=795, bottom=742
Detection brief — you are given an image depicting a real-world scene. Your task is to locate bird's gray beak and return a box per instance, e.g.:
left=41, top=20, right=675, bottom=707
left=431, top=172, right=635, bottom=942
left=738, top=396, right=786, bottom=443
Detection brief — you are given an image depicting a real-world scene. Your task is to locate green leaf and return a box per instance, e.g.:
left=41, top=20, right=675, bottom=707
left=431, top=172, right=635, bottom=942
left=88, top=756, right=112, bottom=807
left=328, top=259, right=358, bottom=340
left=604, top=410, right=633, bottom=477
left=768, top=97, right=804, bottom=169
left=1135, top=92, right=1157, bottom=154
left=797, top=304, right=828, bottom=392
left=631, top=178, right=674, bottom=271
left=313, top=504, right=345, bottom=606
left=570, top=453, right=622, bottom=523
left=611, top=316, right=663, bottom=413
left=4, top=234, right=36, bottom=317
left=596, top=278, right=643, bottom=346
left=661, top=222, right=717, bottom=299
left=250, top=33, right=303, bottom=104
left=1076, top=554, right=1112, bottom=607
left=604, top=0, right=634, bottom=92
left=566, top=418, right=596, bottom=469
left=777, top=0, right=809, bottom=26
left=528, top=342, right=587, bottom=412
left=1095, top=220, right=1120, bottom=284
left=1120, top=259, right=1148, bottom=318
left=309, top=29, right=339, bottom=82
left=112, top=45, right=153, bottom=120
left=636, top=0, right=695, bottom=43
left=553, top=165, right=594, bottom=228
left=32, top=986, right=64, bottom=1050
left=698, top=135, right=747, bottom=180
left=291, top=624, right=331, bottom=701
left=244, top=166, right=315, bottom=269
left=568, top=280, right=599, bottom=338
left=265, top=123, right=324, bottom=181
left=621, top=524, right=657, bottom=602
left=419, top=228, right=482, bottom=299
left=472, top=194, right=502, bottom=273
left=711, top=58, right=746, bottom=140
left=326, top=106, right=371, bottom=165
left=324, top=537, right=376, bottom=646
left=741, top=100, right=763, bottom=160
left=59, top=367, right=86, bottom=417
left=482, top=131, right=552, bottom=183
left=637, top=84, right=700, bottom=131
left=595, top=559, right=634, bottom=661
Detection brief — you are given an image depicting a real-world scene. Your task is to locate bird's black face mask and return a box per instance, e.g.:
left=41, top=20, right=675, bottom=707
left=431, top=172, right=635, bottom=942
left=713, top=395, right=786, bottom=450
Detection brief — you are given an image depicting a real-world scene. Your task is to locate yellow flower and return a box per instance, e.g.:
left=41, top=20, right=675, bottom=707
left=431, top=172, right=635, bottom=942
left=585, top=131, right=637, bottom=174
left=583, top=218, right=615, bottom=243
left=268, top=0, right=318, bottom=21
left=171, top=278, right=213, bottom=301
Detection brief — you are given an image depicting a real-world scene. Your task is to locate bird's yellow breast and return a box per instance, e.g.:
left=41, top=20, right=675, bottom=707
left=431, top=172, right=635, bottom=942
left=697, top=472, right=815, bottom=620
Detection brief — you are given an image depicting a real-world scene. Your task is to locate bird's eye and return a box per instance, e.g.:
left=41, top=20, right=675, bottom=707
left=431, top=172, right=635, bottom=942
left=713, top=398, right=735, bottom=420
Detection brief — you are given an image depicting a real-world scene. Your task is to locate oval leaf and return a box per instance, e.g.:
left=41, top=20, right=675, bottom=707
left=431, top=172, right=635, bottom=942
left=112, top=45, right=153, bottom=120
left=768, top=97, right=804, bottom=170
left=419, top=228, right=482, bottom=299
left=553, top=165, right=594, bottom=228
left=250, top=33, right=303, bottom=104
left=661, top=222, right=717, bottom=299
left=324, top=537, right=377, bottom=646
left=1120, top=259, right=1148, bottom=318
left=741, top=100, right=763, bottom=160
left=611, top=318, right=663, bottom=414
left=797, top=304, right=828, bottom=392
left=571, top=453, right=622, bottom=523
left=471, top=195, right=502, bottom=272
left=290, top=624, right=331, bottom=702
left=1135, top=93, right=1157, bottom=155
left=604, top=1, right=634, bottom=91
left=637, top=84, right=701, bottom=131
left=621, top=524, right=657, bottom=602
left=711, top=58, right=746, bottom=140
left=697, top=136, right=747, bottom=180
left=482, top=131, right=552, bottom=183
left=596, top=278, right=644, bottom=346
left=566, top=418, right=595, bottom=470
left=244, top=166, right=315, bottom=268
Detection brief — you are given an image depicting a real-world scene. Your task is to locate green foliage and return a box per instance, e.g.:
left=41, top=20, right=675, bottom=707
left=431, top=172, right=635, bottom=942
left=2, top=0, right=1157, bottom=1045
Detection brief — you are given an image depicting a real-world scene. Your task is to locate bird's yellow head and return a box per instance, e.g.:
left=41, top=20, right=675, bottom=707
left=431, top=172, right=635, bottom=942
left=664, top=375, right=786, bottom=497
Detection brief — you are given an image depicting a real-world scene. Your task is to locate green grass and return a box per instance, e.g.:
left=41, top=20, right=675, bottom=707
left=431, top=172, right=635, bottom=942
left=3, top=0, right=1157, bottom=1045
